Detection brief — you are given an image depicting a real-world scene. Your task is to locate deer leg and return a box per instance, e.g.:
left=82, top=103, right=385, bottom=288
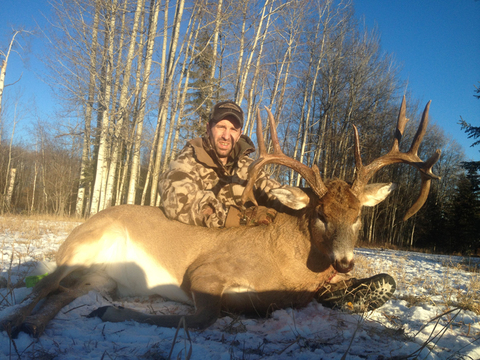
left=0, top=265, right=77, bottom=334
left=89, top=292, right=223, bottom=330
left=89, top=291, right=221, bottom=330
left=19, top=286, right=87, bottom=338
left=90, top=276, right=224, bottom=330
left=20, top=271, right=117, bottom=338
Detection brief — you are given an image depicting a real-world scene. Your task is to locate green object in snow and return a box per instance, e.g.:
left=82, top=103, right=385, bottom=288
left=25, top=272, right=49, bottom=288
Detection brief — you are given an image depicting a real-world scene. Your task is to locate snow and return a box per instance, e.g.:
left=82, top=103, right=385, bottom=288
left=1, top=218, right=479, bottom=359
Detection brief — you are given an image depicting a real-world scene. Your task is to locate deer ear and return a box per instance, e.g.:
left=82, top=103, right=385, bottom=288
left=270, top=187, right=310, bottom=210
left=360, top=183, right=396, bottom=207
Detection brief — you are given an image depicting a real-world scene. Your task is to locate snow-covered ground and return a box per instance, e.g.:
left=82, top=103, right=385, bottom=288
left=1, top=217, right=479, bottom=359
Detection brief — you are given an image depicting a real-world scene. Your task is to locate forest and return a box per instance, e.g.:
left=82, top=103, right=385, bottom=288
left=0, top=0, right=479, bottom=254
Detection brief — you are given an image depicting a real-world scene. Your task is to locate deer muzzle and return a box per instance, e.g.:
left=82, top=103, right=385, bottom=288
left=333, top=256, right=355, bottom=273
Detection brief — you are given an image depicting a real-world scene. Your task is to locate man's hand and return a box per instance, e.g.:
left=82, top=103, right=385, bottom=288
left=225, top=206, right=277, bottom=227
left=202, top=205, right=215, bottom=216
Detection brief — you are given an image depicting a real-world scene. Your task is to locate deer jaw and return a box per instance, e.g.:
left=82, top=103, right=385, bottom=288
left=272, top=180, right=395, bottom=274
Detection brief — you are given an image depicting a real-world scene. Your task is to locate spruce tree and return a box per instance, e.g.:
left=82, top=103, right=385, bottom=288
left=445, top=172, right=480, bottom=254
left=459, top=83, right=480, bottom=174
left=184, top=30, right=225, bottom=138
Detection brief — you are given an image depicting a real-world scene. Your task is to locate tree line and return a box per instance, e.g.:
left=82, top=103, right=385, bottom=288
left=1, top=0, right=477, bottom=253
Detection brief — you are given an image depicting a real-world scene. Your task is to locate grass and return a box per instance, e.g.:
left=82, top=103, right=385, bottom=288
left=353, top=246, right=480, bottom=316
left=0, top=215, right=83, bottom=306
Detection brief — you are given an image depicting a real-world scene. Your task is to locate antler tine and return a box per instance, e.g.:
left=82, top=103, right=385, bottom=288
left=352, top=99, right=441, bottom=220
left=409, top=100, right=430, bottom=156
left=241, top=107, right=328, bottom=208
left=241, top=110, right=265, bottom=207
left=256, top=108, right=267, bottom=157
left=393, top=95, right=408, bottom=152
left=266, top=107, right=283, bottom=154
left=353, top=124, right=363, bottom=174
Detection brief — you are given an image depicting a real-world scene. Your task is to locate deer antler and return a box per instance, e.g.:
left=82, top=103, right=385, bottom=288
left=241, top=107, right=328, bottom=207
left=351, top=96, right=441, bottom=220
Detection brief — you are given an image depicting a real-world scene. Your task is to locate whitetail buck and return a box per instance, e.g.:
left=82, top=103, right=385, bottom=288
left=0, top=97, right=440, bottom=337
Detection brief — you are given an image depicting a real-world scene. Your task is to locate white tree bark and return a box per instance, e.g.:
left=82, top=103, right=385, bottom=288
left=127, top=0, right=161, bottom=204
left=90, top=0, right=118, bottom=215
left=162, top=3, right=202, bottom=172
left=149, top=0, right=185, bottom=206
left=207, top=0, right=223, bottom=103
left=0, top=31, right=21, bottom=127
left=235, top=0, right=271, bottom=104
left=75, top=1, right=100, bottom=217
left=5, top=168, right=16, bottom=209
left=140, top=0, right=171, bottom=205
left=104, top=0, right=145, bottom=208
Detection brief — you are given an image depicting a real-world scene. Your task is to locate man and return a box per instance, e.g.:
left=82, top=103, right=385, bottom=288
left=159, top=100, right=279, bottom=228
left=158, top=100, right=397, bottom=313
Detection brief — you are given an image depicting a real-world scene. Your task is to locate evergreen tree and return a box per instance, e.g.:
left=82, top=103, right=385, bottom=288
left=184, top=30, right=224, bottom=137
left=445, top=172, right=480, bottom=254
left=413, top=186, right=448, bottom=252
left=459, top=82, right=480, bottom=174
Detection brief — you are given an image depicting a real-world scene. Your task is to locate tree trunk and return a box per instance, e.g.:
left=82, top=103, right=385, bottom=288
left=235, top=0, right=271, bottom=105
left=245, top=0, right=273, bottom=132
left=75, top=1, right=100, bottom=218
left=207, top=0, right=223, bottom=103
left=104, top=0, right=145, bottom=208
left=90, top=0, right=118, bottom=215
left=149, top=0, right=185, bottom=206
left=0, top=31, right=21, bottom=128
left=127, top=0, right=161, bottom=204
left=162, top=3, right=202, bottom=171
left=4, top=168, right=16, bottom=209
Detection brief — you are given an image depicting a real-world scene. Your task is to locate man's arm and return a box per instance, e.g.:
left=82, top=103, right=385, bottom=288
left=158, top=148, right=228, bottom=228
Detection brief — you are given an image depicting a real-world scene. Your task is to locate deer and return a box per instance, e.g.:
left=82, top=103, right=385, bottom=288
left=0, top=97, right=440, bottom=338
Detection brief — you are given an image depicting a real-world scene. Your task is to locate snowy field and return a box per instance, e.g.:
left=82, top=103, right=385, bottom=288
left=1, top=216, right=479, bottom=360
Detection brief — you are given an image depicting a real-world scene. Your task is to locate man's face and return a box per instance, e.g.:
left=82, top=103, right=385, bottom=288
left=207, top=118, right=242, bottom=164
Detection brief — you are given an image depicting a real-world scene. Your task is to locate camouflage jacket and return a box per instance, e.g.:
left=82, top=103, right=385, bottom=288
left=158, top=135, right=281, bottom=228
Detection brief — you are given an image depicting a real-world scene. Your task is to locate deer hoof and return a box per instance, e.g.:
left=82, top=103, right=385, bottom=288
left=87, top=305, right=116, bottom=319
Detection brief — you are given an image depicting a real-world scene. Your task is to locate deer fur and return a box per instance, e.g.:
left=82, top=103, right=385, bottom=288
left=0, top=180, right=393, bottom=336
left=0, top=98, right=439, bottom=337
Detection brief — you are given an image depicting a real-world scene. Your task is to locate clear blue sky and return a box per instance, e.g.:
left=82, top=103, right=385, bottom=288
left=354, top=0, right=480, bottom=161
left=1, top=0, right=480, bottom=160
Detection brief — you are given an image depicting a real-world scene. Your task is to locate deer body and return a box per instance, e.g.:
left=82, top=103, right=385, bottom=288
left=58, top=204, right=335, bottom=311
left=0, top=98, right=440, bottom=336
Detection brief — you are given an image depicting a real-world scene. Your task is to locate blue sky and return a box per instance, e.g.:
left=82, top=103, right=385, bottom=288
left=1, top=0, right=480, bottom=160
left=354, top=0, right=480, bottom=160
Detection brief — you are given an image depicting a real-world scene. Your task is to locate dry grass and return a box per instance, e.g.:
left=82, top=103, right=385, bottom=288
left=0, top=215, right=83, bottom=293
left=0, top=213, right=82, bottom=235
left=353, top=249, right=480, bottom=316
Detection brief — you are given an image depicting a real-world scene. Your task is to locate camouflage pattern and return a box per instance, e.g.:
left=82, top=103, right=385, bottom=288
left=158, top=135, right=281, bottom=228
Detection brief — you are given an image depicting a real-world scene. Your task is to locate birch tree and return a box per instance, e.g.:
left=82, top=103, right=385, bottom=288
left=127, top=0, right=161, bottom=204
left=162, top=3, right=204, bottom=170
left=104, top=0, right=146, bottom=208
left=0, top=31, right=22, bottom=126
left=90, top=0, right=119, bottom=215
left=149, top=0, right=186, bottom=206
left=234, top=0, right=272, bottom=105
left=75, top=0, right=100, bottom=217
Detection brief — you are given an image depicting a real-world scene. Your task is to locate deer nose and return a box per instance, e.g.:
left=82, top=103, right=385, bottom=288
left=333, top=258, right=355, bottom=273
